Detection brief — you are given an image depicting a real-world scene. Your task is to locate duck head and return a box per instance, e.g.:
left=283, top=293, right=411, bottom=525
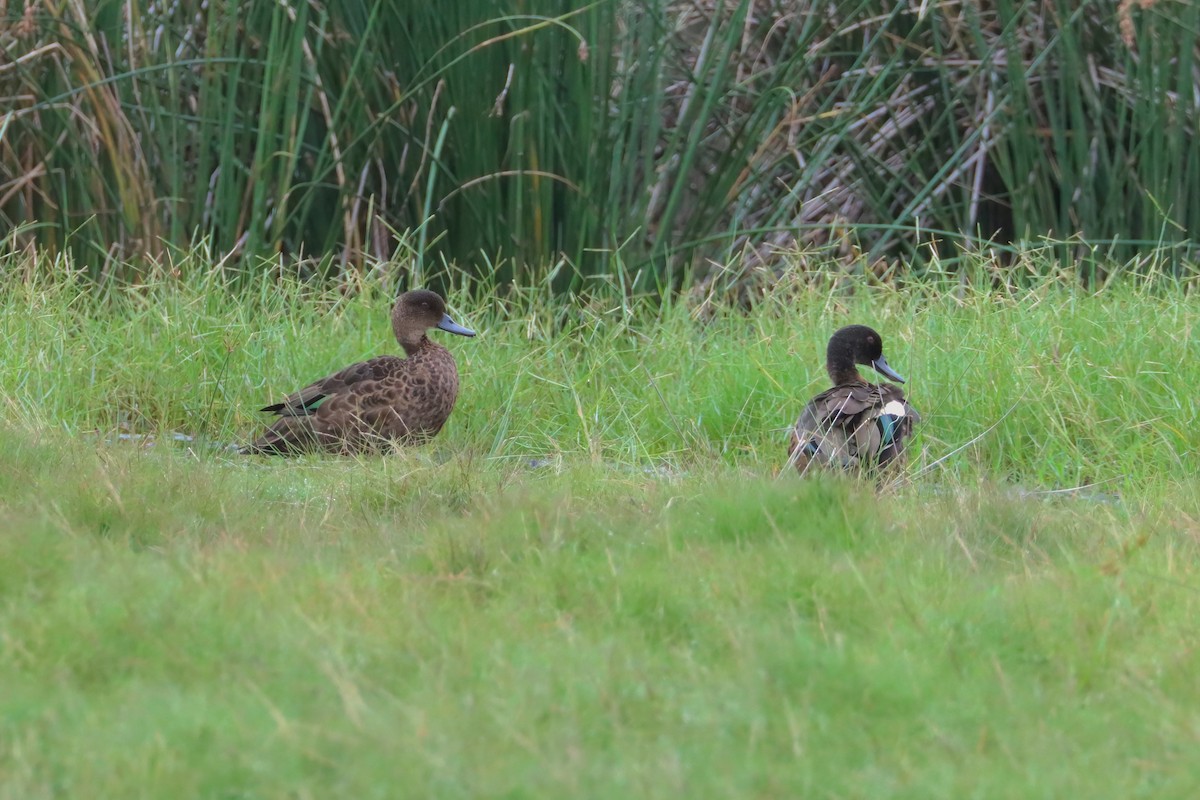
left=392, top=289, right=476, bottom=352
left=825, top=324, right=905, bottom=385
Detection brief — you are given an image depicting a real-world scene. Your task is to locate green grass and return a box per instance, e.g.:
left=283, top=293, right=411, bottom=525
left=2, top=256, right=1200, bottom=796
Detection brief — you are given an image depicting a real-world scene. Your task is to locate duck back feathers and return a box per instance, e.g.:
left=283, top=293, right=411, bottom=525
left=789, top=381, right=918, bottom=473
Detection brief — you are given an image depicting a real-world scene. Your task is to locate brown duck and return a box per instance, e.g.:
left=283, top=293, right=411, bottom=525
left=241, top=289, right=476, bottom=455
left=788, top=324, right=919, bottom=474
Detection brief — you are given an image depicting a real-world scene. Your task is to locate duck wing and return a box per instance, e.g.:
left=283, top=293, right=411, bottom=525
left=242, top=355, right=409, bottom=455
left=873, top=384, right=919, bottom=469
left=790, top=382, right=918, bottom=473
left=259, top=356, right=405, bottom=417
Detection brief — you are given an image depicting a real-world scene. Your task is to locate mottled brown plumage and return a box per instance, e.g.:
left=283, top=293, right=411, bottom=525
left=788, top=324, right=919, bottom=475
left=241, top=289, right=475, bottom=456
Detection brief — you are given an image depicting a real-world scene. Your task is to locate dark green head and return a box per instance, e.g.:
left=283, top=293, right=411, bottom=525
left=826, top=324, right=905, bottom=385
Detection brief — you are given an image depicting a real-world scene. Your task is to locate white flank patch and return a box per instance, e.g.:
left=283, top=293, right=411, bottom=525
left=882, top=400, right=907, bottom=417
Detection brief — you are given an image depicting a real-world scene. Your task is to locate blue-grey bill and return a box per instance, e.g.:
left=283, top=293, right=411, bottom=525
left=437, top=314, right=476, bottom=337
left=871, top=355, right=905, bottom=383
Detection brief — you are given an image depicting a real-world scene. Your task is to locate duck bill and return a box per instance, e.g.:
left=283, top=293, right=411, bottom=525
left=871, top=356, right=905, bottom=383
left=437, top=314, right=476, bottom=337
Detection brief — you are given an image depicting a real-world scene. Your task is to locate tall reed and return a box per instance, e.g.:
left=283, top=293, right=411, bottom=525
left=1, top=0, right=1196, bottom=286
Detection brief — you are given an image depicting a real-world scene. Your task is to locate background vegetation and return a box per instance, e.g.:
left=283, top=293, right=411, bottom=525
left=3, top=0, right=1198, bottom=287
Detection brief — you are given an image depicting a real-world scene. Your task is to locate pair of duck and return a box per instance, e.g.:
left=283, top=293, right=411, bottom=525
left=243, top=290, right=918, bottom=474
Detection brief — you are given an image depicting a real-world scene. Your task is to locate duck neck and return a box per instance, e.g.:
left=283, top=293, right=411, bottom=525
left=827, top=363, right=865, bottom=386
left=825, top=333, right=866, bottom=386
left=399, top=334, right=431, bottom=357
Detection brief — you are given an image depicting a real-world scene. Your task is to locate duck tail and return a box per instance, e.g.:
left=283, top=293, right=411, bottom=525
left=239, top=417, right=315, bottom=456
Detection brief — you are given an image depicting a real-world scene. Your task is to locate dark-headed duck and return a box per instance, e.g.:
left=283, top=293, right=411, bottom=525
left=788, top=324, right=919, bottom=475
